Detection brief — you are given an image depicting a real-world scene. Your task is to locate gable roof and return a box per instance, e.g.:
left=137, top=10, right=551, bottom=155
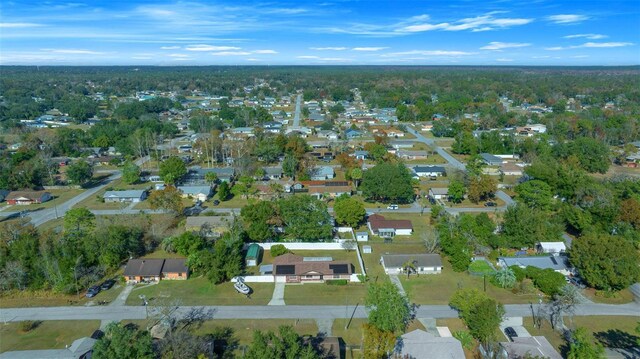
left=177, top=185, right=211, bottom=195
left=368, top=214, right=413, bottom=231
left=480, top=153, right=503, bottom=164
left=413, top=165, right=446, bottom=173
left=123, top=258, right=188, bottom=277
left=396, top=329, right=464, bottom=359
left=162, top=258, right=188, bottom=274
left=185, top=216, right=234, bottom=229
left=499, top=255, right=569, bottom=271
left=0, top=337, right=97, bottom=359
left=6, top=190, right=50, bottom=201
left=103, top=190, right=145, bottom=199
left=382, top=254, right=442, bottom=269
left=272, top=253, right=353, bottom=277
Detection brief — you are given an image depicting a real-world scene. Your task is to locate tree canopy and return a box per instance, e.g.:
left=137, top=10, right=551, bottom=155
left=361, top=163, right=414, bottom=204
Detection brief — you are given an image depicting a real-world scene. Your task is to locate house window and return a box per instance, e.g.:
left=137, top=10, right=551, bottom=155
left=333, top=275, right=340, bottom=279
left=305, top=275, right=314, bottom=279
left=288, top=276, right=298, bottom=280
left=128, top=276, right=135, bottom=280
left=178, top=273, right=182, bottom=277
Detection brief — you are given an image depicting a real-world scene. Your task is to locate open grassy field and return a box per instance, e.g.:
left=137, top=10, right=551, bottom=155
left=583, top=287, right=634, bottom=304
left=0, top=320, right=99, bottom=353
left=284, top=282, right=368, bottom=305
left=125, top=277, right=274, bottom=306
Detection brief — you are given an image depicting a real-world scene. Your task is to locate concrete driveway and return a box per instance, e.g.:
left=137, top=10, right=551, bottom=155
left=500, top=317, right=531, bottom=340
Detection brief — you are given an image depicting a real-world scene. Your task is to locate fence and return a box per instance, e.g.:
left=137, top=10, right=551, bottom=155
left=246, top=242, right=344, bottom=251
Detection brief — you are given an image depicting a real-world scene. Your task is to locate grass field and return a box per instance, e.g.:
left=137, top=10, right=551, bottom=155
left=468, top=260, right=495, bottom=275
left=0, top=282, right=125, bottom=308
left=583, top=287, right=634, bottom=304
left=0, top=320, right=99, bottom=353
left=125, top=277, right=274, bottom=306
left=284, top=282, right=368, bottom=305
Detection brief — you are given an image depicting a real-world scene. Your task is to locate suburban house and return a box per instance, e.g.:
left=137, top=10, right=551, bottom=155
left=497, top=336, right=562, bottom=359
left=189, top=167, right=235, bottom=183
left=413, top=165, right=446, bottom=178
left=381, top=254, right=443, bottom=274
left=397, top=150, right=429, bottom=160
left=310, top=166, right=335, bottom=181
left=317, top=130, right=339, bottom=140
left=428, top=187, right=449, bottom=200
left=123, top=258, right=188, bottom=283
left=536, top=242, right=567, bottom=254
left=5, top=190, right=52, bottom=205
left=185, top=216, right=234, bottom=238
left=177, top=185, right=212, bottom=202
left=367, top=214, right=413, bottom=237
left=245, top=243, right=262, bottom=267
left=272, top=253, right=354, bottom=283
left=500, top=162, right=524, bottom=176
left=480, top=153, right=504, bottom=166
left=353, top=150, right=368, bottom=160
left=345, top=129, right=363, bottom=139
left=498, top=255, right=571, bottom=275
left=263, top=166, right=283, bottom=180
left=262, top=121, right=283, bottom=133
left=103, top=190, right=147, bottom=203
left=394, top=330, right=464, bottom=359
left=0, top=336, right=97, bottom=359
left=231, top=127, right=254, bottom=136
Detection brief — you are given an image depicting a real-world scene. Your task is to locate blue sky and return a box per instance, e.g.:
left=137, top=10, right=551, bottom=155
left=1, top=0, right=639, bottom=65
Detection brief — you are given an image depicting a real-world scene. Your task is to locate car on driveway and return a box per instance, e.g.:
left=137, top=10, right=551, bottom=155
left=387, top=204, right=399, bottom=210
left=484, top=202, right=497, bottom=207
left=504, top=327, right=517, bottom=341
left=86, top=286, right=101, bottom=298
left=100, top=279, right=115, bottom=290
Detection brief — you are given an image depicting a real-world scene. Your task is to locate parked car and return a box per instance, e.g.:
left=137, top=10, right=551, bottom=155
left=504, top=327, right=517, bottom=340
left=387, top=204, right=399, bottom=210
left=213, top=200, right=220, bottom=206
left=569, top=277, right=586, bottom=289
left=484, top=202, right=497, bottom=207
left=100, top=279, right=115, bottom=290
left=86, top=286, right=101, bottom=298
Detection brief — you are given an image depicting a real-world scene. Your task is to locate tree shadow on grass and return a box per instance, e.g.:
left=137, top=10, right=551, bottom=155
left=594, top=329, right=640, bottom=349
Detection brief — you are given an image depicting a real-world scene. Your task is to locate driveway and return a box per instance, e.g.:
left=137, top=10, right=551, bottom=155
left=500, top=317, right=531, bottom=340
left=268, top=281, right=286, bottom=306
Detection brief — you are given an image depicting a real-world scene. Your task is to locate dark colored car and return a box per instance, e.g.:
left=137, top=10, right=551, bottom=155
left=484, top=202, right=497, bottom=207
left=86, top=286, right=101, bottom=298
left=569, top=277, right=586, bottom=289
left=100, top=279, right=115, bottom=290
left=213, top=200, right=220, bottom=206
left=504, top=327, right=517, bottom=340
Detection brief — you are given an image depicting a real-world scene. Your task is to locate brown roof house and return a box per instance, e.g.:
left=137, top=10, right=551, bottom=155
left=123, top=258, right=188, bottom=283
left=272, top=253, right=354, bottom=283
left=367, top=214, right=413, bottom=238
left=6, top=190, right=52, bottom=205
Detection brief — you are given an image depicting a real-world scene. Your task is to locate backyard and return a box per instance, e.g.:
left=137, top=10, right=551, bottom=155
left=0, top=320, right=99, bottom=353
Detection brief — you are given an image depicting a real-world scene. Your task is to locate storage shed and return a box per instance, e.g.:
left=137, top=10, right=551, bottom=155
left=245, top=243, right=262, bottom=267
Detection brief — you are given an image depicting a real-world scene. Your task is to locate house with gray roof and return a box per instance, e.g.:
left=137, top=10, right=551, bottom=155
left=0, top=337, right=97, bottom=359
left=480, top=153, right=504, bottom=166
left=103, top=189, right=147, bottom=203
left=263, top=166, right=283, bottom=180
left=381, top=254, right=443, bottom=275
left=177, top=185, right=212, bottom=202
left=189, top=167, right=235, bottom=183
left=395, top=329, right=464, bottom=359
left=413, top=165, right=446, bottom=178
left=345, top=128, right=363, bottom=139
left=310, top=166, right=335, bottom=181
left=498, top=255, right=571, bottom=275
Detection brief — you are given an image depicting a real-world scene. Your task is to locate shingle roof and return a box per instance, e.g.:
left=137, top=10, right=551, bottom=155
left=6, top=190, right=50, bottom=200
left=272, top=254, right=353, bottom=276
left=368, top=214, right=413, bottom=231
left=413, top=166, right=446, bottom=173
left=499, top=255, right=569, bottom=271
left=103, top=190, right=145, bottom=199
left=124, top=259, right=165, bottom=277
left=396, top=330, right=464, bottom=359
left=162, top=258, right=188, bottom=274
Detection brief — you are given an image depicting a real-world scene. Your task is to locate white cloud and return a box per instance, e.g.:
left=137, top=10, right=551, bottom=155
left=0, top=22, right=44, bottom=28
left=480, top=42, right=531, bottom=51
left=310, top=47, right=348, bottom=51
left=252, top=49, right=278, bottom=54
left=160, top=46, right=181, bottom=50
left=245, top=58, right=261, bottom=61
left=532, top=56, right=551, bottom=59
left=297, top=55, right=320, bottom=59
left=167, top=53, right=190, bottom=58
left=564, top=33, right=607, bottom=40
left=581, top=42, right=633, bottom=48
left=382, top=50, right=476, bottom=57
left=401, top=14, right=533, bottom=33
left=546, top=42, right=633, bottom=50
left=571, top=55, right=589, bottom=58
left=41, top=49, right=105, bottom=55
left=210, top=51, right=252, bottom=56
left=186, top=44, right=241, bottom=51
left=496, top=58, right=514, bottom=62
left=264, top=8, right=308, bottom=15
left=352, top=47, right=388, bottom=51
left=547, top=14, right=589, bottom=24
left=296, top=55, right=351, bottom=62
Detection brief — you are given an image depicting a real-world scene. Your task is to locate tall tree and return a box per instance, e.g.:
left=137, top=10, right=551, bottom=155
left=148, top=185, right=184, bottom=214
left=278, top=195, right=332, bottom=241
left=567, top=327, right=605, bottom=359
left=92, top=322, right=154, bottom=359
left=361, top=163, right=414, bottom=203
left=63, top=208, right=96, bottom=235
left=121, top=160, right=141, bottom=185
left=515, top=180, right=554, bottom=210
left=217, top=181, right=230, bottom=201
left=66, top=160, right=93, bottom=185
left=159, top=156, right=187, bottom=185
left=448, top=180, right=466, bottom=203
left=333, top=194, right=366, bottom=227
left=366, top=281, right=411, bottom=333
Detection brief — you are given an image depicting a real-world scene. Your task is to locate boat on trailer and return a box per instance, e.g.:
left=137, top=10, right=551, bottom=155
left=234, top=278, right=251, bottom=295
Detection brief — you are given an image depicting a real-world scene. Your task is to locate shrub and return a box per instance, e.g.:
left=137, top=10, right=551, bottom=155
left=326, top=279, right=348, bottom=285
left=19, top=320, right=40, bottom=332
left=509, top=265, right=526, bottom=282
left=524, top=266, right=566, bottom=296
left=270, top=244, right=290, bottom=257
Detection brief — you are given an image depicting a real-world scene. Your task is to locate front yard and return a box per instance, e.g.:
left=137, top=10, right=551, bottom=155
left=0, top=320, right=99, bottom=353
left=124, top=277, right=274, bottom=306
left=284, top=282, right=368, bottom=305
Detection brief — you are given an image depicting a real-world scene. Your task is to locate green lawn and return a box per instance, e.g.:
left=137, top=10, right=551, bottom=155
left=0, top=320, right=99, bottom=353
left=0, top=281, right=125, bottom=308
left=400, top=260, right=541, bottom=305
left=210, top=193, right=249, bottom=208
left=125, top=277, right=274, bottom=306
left=402, top=154, right=448, bottom=165
left=72, top=178, right=153, bottom=210
left=468, top=260, right=495, bottom=275
left=284, top=282, right=368, bottom=305
left=359, top=240, right=428, bottom=281
left=583, top=287, right=634, bottom=304
left=571, top=316, right=640, bottom=349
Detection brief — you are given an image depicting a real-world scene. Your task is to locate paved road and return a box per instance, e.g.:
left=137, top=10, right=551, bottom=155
left=407, top=126, right=466, bottom=171
left=292, top=94, right=302, bottom=128
left=2, top=302, right=638, bottom=322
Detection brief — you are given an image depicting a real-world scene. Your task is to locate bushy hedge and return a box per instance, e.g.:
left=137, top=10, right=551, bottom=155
left=326, top=279, right=348, bottom=286
left=270, top=244, right=290, bottom=257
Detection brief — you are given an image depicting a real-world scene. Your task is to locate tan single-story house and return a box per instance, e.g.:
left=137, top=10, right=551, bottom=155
left=367, top=214, right=413, bottom=237
left=272, top=253, right=353, bottom=283
left=123, top=258, right=188, bottom=283
left=428, top=187, right=449, bottom=200
left=6, top=190, right=52, bottom=205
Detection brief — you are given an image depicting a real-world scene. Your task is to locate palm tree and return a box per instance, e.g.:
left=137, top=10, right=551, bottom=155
left=403, top=260, right=417, bottom=279
left=494, top=266, right=516, bottom=288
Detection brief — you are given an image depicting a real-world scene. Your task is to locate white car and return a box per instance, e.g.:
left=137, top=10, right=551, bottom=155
left=387, top=204, right=399, bottom=210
